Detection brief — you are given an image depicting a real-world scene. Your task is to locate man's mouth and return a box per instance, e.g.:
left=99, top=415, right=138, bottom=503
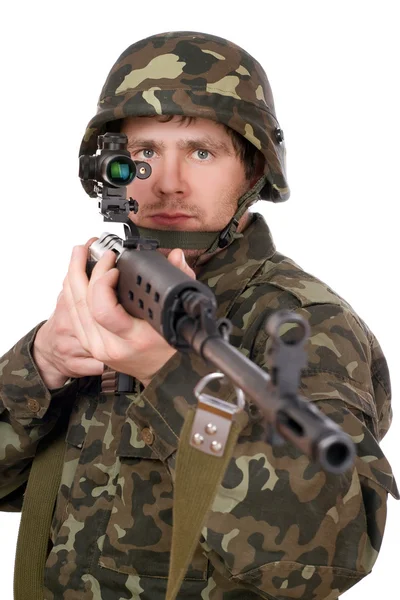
left=148, top=213, right=195, bottom=225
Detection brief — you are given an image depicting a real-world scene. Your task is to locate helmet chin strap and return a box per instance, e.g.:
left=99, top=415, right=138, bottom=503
left=134, top=175, right=267, bottom=254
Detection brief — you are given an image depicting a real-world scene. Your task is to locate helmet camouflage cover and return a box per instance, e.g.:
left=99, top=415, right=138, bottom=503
left=79, top=31, right=289, bottom=203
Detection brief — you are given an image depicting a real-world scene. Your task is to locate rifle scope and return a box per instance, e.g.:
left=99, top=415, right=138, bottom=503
left=79, top=132, right=151, bottom=187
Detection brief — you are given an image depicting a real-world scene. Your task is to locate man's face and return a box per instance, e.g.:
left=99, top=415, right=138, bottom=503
left=121, top=116, right=251, bottom=259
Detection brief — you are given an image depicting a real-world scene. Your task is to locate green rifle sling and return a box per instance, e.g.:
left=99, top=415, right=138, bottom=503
left=166, top=408, right=241, bottom=600
left=14, top=428, right=67, bottom=600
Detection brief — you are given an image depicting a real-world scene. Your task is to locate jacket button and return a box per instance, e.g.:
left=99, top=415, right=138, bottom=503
left=27, top=398, right=40, bottom=413
left=141, top=427, right=154, bottom=445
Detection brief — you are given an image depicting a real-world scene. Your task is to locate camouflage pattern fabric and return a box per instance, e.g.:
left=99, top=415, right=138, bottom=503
left=79, top=31, right=289, bottom=204
left=0, top=213, right=398, bottom=599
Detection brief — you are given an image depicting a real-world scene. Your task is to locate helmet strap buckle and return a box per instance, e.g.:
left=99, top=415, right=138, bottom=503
left=218, top=217, right=239, bottom=249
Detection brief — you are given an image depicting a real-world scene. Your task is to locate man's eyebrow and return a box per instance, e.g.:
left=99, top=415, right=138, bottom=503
left=126, top=136, right=233, bottom=154
left=178, top=137, right=233, bottom=154
left=126, top=138, right=165, bottom=151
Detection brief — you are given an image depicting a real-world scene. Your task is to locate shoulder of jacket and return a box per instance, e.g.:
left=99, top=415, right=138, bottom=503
left=251, top=251, right=353, bottom=310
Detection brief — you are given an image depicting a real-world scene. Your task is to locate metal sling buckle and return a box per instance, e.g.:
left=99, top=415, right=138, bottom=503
left=190, top=372, right=245, bottom=457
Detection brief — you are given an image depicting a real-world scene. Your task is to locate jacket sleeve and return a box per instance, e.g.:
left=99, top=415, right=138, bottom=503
left=0, top=324, right=77, bottom=511
left=197, top=302, right=399, bottom=599
left=136, top=300, right=398, bottom=599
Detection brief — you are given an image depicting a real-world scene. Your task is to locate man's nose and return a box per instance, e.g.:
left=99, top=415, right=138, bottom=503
left=152, top=155, right=189, bottom=197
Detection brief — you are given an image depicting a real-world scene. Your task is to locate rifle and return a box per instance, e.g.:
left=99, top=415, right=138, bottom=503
left=80, top=132, right=355, bottom=475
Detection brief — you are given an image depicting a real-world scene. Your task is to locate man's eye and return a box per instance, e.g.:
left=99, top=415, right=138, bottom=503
left=195, top=149, right=210, bottom=160
left=132, top=148, right=155, bottom=159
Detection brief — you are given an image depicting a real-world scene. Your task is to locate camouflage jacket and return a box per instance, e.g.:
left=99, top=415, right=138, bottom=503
left=0, top=213, right=398, bottom=600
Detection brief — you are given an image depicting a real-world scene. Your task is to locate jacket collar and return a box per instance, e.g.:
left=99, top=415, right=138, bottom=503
left=197, top=212, right=276, bottom=317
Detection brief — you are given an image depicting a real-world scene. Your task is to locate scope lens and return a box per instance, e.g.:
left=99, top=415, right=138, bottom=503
left=108, top=159, right=135, bottom=185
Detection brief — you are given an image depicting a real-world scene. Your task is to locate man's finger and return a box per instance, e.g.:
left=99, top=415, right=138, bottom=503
left=62, top=273, right=91, bottom=350
left=66, top=245, right=105, bottom=351
left=88, top=250, right=117, bottom=287
left=89, top=269, right=136, bottom=337
left=85, top=236, right=99, bottom=249
left=167, top=248, right=196, bottom=280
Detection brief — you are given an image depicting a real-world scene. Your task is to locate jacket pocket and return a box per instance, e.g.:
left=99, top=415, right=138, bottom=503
left=98, top=419, right=208, bottom=580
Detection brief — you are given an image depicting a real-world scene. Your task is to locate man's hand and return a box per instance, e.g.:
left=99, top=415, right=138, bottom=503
left=33, top=240, right=196, bottom=390
left=32, top=238, right=102, bottom=389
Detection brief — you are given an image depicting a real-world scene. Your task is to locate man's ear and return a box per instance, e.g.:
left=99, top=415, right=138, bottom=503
left=249, top=152, right=266, bottom=187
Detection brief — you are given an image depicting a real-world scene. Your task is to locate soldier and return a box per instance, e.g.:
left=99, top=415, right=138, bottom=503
left=0, top=31, right=398, bottom=600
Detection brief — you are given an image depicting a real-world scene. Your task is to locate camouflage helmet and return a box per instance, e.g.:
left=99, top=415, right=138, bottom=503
left=79, top=31, right=289, bottom=250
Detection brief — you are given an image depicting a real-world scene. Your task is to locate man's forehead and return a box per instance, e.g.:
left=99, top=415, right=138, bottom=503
left=121, top=115, right=234, bottom=146
left=122, top=115, right=225, bottom=132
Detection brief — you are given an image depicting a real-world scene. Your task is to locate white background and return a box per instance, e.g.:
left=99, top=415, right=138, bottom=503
left=0, top=1, right=398, bottom=598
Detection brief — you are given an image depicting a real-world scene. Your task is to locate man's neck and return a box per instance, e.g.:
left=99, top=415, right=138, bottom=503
left=193, top=210, right=252, bottom=274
